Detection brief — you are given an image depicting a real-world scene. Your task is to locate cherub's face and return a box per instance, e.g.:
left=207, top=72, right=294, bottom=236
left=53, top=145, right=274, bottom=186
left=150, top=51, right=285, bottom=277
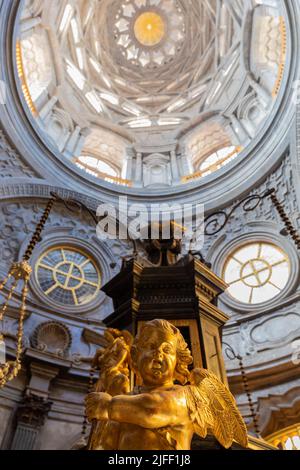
left=136, top=328, right=177, bottom=387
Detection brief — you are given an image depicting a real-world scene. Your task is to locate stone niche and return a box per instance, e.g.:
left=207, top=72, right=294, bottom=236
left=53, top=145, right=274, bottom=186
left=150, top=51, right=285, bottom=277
left=31, top=321, right=72, bottom=358
left=143, top=153, right=171, bottom=187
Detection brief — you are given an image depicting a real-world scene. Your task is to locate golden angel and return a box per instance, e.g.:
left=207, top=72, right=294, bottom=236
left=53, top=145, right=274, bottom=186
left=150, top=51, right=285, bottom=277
left=87, top=328, right=133, bottom=450
left=85, top=319, right=248, bottom=450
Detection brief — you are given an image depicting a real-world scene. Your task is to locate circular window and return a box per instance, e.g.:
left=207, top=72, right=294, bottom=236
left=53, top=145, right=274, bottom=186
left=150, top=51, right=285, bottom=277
left=223, top=242, right=290, bottom=304
left=35, top=246, right=101, bottom=306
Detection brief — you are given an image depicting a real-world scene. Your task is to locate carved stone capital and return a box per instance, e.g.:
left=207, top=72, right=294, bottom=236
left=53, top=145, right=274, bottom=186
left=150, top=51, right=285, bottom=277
left=16, top=393, right=52, bottom=429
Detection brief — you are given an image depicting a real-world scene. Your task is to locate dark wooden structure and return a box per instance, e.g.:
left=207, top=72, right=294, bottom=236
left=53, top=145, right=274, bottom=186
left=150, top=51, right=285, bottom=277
left=102, top=254, right=229, bottom=384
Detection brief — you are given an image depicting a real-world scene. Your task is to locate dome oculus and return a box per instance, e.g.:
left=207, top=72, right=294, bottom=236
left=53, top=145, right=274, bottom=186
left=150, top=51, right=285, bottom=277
left=134, top=12, right=165, bottom=47
left=113, top=0, right=185, bottom=69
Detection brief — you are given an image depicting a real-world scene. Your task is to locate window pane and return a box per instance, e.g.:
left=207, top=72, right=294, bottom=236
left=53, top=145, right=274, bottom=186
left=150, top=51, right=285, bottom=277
left=36, top=246, right=101, bottom=307
left=223, top=242, right=290, bottom=304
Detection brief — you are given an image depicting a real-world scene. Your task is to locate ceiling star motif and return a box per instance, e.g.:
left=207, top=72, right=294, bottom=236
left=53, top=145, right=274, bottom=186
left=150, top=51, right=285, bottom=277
left=133, top=12, right=166, bottom=47
left=112, top=0, right=185, bottom=68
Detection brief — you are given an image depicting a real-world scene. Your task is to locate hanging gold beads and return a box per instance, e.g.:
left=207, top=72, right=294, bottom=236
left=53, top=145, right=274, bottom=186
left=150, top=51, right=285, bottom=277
left=0, top=261, right=32, bottom=388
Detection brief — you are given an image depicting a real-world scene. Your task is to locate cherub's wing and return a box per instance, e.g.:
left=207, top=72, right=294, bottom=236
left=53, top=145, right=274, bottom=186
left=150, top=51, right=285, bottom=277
left=185, top=368, right=248, bottom=449
left=184, top=380, right=214, bottom=440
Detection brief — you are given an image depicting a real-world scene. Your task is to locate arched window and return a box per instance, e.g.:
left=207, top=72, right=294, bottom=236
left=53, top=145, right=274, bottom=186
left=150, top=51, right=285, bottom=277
left=199, top=146, right=239, bottom=176
left=266, top=424, right=300, bottom=450
left=76, top=156, right=118, bottom=178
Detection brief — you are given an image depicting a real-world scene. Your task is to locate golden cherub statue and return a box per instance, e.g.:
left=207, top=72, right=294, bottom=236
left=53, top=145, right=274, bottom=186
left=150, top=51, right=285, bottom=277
left=85, top=319, right=248, bottom=450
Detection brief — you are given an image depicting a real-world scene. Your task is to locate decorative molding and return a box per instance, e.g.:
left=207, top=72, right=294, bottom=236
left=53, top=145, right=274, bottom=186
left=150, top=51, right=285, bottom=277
left=258, top=387, right=300, bottom=437
left=31, top=321, right=72, bottom=357
left=82, top=328, right=107, bottom=348
left=223, top=302, right=300, bottom=382
left=0, top=197, right=130, bottom=273
left=228, top=355, right=300, bottom=396
left=241, top=312, right=300, bottom=353
left=0, top=182, right=104, bottom=207
left=0, top=130, right=37, bottom=178
left=295, top=101, right=300, bottom=205
left=24, top=347, right=73, bottom=372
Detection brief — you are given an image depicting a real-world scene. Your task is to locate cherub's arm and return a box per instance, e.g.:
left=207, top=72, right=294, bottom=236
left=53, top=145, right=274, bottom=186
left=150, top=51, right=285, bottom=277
left=86, top=390, right=189, bottom=429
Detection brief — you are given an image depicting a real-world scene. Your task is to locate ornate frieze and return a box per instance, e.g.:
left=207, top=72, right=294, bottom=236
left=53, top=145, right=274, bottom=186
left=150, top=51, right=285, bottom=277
left=0, top=130, right=37, bottom=178
left=258, top=387, right=300, bottom=436
left=232, top=303, right=300, bottom=354
left=205, top=150, right=299, bottom=256
left=0, top=199, right=131, bottom=269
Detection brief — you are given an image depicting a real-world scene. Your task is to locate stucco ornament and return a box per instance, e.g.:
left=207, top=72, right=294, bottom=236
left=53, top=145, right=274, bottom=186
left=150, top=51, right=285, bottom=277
left=85, top=319, right=248, bottom=450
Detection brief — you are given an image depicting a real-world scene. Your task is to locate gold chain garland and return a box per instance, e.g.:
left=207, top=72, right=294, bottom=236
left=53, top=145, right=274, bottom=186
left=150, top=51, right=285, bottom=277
left=0, top=262, right=31, bottom=387
left=270, top=192, right=300, bottom=250
left=238, top=355, right=261, bottom=437
left=82, top=366, right=95, bottom=440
